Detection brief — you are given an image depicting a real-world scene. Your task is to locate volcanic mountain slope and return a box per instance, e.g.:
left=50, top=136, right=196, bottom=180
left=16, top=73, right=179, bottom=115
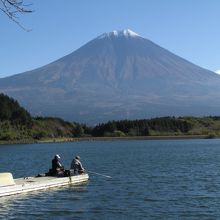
left=1, top=29, right=220, bottom=124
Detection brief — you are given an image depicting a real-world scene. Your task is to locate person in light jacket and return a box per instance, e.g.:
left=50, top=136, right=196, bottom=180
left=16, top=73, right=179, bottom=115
left=70, top=155, right=85, bottom=174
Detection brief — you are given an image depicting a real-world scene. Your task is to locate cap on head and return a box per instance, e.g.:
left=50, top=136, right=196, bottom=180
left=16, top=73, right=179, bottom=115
left=55, top=154, right=60, bottom=159
left=75, top=155, right=80, bottom=160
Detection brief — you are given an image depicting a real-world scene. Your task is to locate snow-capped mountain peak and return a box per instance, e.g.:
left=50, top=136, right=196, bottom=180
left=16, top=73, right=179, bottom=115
left=98, top=29, right=140, bottom=39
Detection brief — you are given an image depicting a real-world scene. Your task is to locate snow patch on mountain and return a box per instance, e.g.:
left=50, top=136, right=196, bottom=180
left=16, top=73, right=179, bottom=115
left=98, top=29, right=140, bottom=39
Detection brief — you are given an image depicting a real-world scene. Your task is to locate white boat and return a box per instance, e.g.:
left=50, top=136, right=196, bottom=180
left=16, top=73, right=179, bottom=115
left=0, top=172, right=89, bottom=197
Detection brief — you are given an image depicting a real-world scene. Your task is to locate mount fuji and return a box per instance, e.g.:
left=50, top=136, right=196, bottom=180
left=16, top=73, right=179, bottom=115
left=1, top=29, right=220, bottom=124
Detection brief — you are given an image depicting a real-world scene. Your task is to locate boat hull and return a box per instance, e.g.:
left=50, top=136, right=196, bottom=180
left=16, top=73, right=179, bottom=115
left=0, top=174, right=89, bottom=197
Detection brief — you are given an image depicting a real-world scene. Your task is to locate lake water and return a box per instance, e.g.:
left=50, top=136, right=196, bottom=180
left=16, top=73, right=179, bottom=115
left=1, top=139, right=220, bottom=219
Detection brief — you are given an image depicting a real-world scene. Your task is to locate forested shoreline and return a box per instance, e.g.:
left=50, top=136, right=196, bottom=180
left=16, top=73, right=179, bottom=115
left=0, top=93, right=220, bottom=143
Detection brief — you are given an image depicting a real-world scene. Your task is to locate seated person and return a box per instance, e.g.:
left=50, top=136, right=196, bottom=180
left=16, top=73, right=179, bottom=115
left=70, top=155, right=85, bottom=174
left=51, top=154, right=64, bottom=175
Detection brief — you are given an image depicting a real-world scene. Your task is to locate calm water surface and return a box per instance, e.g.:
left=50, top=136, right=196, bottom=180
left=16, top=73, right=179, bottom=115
left=1, top=139, right=220, bottom=219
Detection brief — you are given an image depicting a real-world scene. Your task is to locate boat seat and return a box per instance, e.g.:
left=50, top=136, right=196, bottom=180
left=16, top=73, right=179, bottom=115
left=0, top=173, right=15, bottom=187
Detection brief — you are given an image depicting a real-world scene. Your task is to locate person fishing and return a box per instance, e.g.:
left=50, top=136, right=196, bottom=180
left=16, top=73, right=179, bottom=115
left=70, top=155, right=85, bottom=174
left=51, top=154, right=64, bottom=175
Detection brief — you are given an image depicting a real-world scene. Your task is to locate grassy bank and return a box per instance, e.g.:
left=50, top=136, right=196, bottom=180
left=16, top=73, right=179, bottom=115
left=0, top=134, right=215, bottom=145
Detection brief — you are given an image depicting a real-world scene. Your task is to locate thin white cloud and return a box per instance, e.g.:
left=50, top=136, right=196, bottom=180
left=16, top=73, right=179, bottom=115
left=215, top=70, right=220, bottom=75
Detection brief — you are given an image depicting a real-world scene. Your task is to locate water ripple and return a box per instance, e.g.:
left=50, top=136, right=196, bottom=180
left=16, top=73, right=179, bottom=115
left=1, top=140, right=220, bottom=219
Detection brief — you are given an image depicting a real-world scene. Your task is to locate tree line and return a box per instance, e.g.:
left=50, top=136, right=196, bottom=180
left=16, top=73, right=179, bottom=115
left=92, top=117, right=192, bottom=137
left=1, top=93, right=220, bottom=141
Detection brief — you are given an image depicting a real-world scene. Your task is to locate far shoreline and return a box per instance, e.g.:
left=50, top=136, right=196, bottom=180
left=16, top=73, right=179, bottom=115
left=0, top=134, right=217, bottom=146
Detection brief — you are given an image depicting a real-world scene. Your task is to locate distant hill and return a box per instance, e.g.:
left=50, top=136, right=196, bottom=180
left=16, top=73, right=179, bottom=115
left=0, top=93, right=31, bottom=126
left=0, top=93, right=90, bottom=141
left=1, top=29, right=220, bottom=124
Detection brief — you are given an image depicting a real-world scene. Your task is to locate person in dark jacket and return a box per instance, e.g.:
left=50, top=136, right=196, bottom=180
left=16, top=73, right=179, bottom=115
left=51, top=154, right=64, bottom=175
left=70, top=155, right=85, bottom=174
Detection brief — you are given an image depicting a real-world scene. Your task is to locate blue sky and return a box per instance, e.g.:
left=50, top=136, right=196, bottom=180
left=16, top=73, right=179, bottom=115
left=1, top=0, right=220, bottom=78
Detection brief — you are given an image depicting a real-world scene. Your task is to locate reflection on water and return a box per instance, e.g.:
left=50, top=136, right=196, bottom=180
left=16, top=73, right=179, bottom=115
left=1, top=139, right=220, bottom=219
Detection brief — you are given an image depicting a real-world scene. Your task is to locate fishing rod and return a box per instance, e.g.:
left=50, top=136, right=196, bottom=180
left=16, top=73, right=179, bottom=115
left=87, top=170, right=112, bottom=178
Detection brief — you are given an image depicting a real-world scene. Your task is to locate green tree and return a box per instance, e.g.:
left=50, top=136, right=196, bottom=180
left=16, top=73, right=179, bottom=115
left=74, top=124, right=84, bottom=137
